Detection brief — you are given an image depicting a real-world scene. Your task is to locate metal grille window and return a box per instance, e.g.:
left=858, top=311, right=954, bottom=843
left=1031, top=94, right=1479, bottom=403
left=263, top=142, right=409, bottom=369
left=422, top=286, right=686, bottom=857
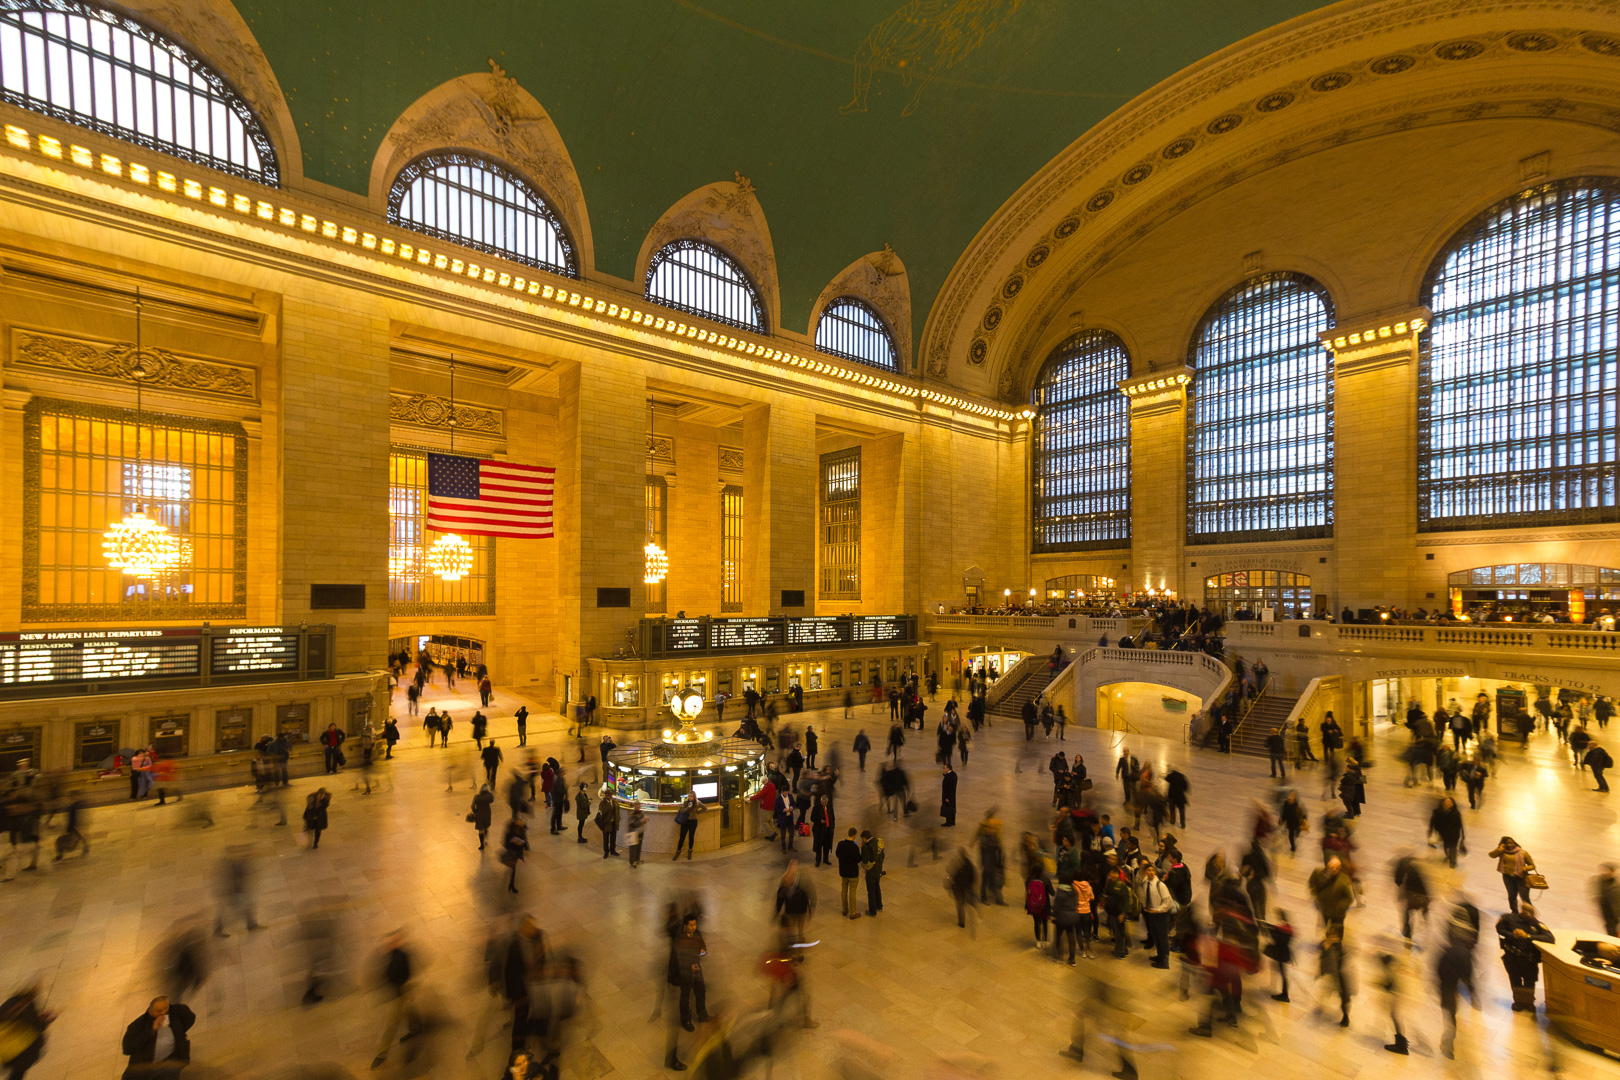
left=645, top=476, right=667, bottom=614
left=645, top=239, right=766, bottom=333
left=24, top=398, right=246, bottom=620
left=721, top=484, right=743, bottom=612
left=819, top=448, right=860, bottom=601
left=388, top=448, right=493, bottom=613
left=0, top=0, right=277, bottom=183
left=1419, top=178, right=1620, bottom=531
left=388, top=151, right=576, bottom=277
left=815, top=296, right=898, bottom=371
left=1032, top=329, right=1130, bottom=551
left=1187, top=273, right=1335, bottom=544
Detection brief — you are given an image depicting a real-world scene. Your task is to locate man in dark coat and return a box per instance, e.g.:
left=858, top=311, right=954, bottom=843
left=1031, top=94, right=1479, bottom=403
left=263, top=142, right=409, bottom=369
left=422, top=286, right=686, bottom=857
left=1021, top=699, right=1038, bottom=740
left=121, top=996, right=195, bottom=1078
left=1585, top=741, right=1614, bottom=792
left=940, top=763, right=957, bottom=827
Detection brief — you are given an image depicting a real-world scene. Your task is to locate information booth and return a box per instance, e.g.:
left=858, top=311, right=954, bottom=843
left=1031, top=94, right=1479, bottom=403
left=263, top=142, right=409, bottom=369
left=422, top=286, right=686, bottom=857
left=605, top=735, right=766, bottom=853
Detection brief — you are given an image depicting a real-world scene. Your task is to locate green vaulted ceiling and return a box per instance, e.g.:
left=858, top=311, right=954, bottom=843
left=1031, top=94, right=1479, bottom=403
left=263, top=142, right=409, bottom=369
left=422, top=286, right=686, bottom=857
left=232, top=0, right=1326, bottom=343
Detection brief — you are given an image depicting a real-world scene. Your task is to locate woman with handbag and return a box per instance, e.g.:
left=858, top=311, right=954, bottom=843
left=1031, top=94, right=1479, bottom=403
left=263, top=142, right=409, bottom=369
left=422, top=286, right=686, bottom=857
left=469, top=785, right=494, bottom=851
left=1488, top=837, right=1535, bottom=913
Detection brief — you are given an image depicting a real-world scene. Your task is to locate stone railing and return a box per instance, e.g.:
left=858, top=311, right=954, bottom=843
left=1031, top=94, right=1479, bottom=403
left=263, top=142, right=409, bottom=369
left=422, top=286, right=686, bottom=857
left=926, top=613, right=1146, bottom=638
left=931, top=614, right=1058, bottom=629
left=1229, top=620, right=1620, bottom=654
left=984, top=653, right=1039, bottom=710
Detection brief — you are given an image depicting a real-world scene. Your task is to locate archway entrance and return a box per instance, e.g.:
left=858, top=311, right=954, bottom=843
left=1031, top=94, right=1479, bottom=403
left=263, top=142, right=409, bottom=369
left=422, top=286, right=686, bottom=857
left=1095, top=682, right=1201, bottom=741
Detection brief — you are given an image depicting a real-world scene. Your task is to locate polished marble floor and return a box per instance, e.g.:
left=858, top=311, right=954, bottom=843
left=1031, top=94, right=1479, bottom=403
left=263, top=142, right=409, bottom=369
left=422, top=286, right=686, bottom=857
left=4, top=678, right=1619, bottom=1080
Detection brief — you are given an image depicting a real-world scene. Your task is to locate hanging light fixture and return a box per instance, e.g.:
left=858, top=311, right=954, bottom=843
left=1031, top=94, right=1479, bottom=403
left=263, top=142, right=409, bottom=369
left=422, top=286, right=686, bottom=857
left=102, top=288, right=182, bottom=579
left=426, top=353, right=476, bottom=581
left=644, top=541, right=669, bottom=584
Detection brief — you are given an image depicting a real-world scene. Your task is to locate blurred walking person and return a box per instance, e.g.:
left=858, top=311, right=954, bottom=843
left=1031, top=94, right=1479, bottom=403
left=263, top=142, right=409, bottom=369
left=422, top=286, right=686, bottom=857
left=470, top=785, right=494, bottom=851
left=370, top=931, right=421, bottom=1070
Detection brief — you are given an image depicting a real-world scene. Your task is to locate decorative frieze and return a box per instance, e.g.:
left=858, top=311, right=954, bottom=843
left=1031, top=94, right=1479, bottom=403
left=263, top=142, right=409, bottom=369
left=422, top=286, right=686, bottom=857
left=647, top=434, right=675, bottom=469
left=12, top=330, right=258, bottom=401
left=719, top=445, right=744, bottom=473
left=389, top=392, right=503, bottom=436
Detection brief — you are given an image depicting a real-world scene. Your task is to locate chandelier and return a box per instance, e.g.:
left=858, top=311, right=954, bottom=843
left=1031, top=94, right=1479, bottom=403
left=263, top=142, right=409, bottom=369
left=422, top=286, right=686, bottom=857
left=428, top=353, right=474, bottom=581
left=425, top=533, right=474, bottom=580
left=103, top=288, right=183, bottom=579
left=644, top=541, right=669, bottom=584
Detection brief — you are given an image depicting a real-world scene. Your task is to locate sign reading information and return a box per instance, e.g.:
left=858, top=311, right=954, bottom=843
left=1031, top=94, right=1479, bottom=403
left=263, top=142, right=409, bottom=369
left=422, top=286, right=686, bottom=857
left=210, top=628, right=300, bottom=675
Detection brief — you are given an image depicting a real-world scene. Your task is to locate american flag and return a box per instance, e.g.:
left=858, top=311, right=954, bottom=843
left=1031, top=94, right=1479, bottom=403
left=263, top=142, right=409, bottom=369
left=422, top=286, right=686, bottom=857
left=427, top=453, right=554, bottom=539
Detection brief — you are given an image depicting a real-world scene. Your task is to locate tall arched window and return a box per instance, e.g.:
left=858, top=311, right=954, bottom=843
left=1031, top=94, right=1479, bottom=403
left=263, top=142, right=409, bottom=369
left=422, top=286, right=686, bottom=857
left=388, top=151, right=576, bottom=278
left=1420, top=178, right=1620, bottom=531
left=1187, top=273, right=1334, bottom=544
left=0, top=0, right=277, bottom=184
left=816, top=296, right=898, bottom=371
left=1032, top=329, right=1130, bottom=551
left=645, top=239, right=766, bottom=333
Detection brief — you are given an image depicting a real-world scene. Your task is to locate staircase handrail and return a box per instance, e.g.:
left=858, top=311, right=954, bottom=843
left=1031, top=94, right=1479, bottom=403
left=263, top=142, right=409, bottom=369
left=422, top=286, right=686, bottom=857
left=984, top=654, right=1039, bottom=710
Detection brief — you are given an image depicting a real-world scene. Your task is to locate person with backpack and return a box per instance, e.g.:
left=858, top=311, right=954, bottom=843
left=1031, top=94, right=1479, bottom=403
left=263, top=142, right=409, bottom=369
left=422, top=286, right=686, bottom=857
left=1026, top=873, right=1051, bottom=946
left=1585, top=739, right=1614, bottom=792
left=1140, top=864, right=1178, bottom=968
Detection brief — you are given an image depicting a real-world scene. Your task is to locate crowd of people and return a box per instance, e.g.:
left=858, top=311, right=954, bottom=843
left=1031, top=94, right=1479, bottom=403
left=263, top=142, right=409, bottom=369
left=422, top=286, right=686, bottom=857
left=5, top=640, right=1620, bottom=1079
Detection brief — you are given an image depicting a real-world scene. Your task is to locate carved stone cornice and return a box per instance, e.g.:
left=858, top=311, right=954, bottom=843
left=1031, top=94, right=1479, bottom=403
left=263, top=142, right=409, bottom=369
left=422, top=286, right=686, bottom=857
left=1322, top=307, right=1431, bottom=375
left=12, top=329, right=258, bottom=402
left=389, top=393, right=503, bottom=436
left=646, top=435, right=675, bottom=469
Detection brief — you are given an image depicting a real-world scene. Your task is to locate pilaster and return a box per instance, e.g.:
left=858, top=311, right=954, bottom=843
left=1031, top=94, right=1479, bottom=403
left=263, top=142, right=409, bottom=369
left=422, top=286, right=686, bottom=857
left=1120, top=367, right=1191, bottom=599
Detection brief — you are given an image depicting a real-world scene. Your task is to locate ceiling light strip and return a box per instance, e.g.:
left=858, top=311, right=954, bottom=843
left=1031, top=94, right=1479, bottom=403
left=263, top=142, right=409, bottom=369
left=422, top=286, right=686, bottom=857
left=1, top=122, right=1020, bottom=422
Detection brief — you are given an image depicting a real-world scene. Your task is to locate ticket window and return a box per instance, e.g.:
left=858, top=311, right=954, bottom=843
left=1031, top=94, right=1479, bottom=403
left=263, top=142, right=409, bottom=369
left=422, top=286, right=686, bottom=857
left=346, top=696, right=373, bottom=737
left=612, top=675, right=640, bottom=707
left=869, top=661, right=881, bottom=686
left=689, top=672, right=709, bottom=700
left=0, top=728, right=39, bottom=775
left=830, top=662, right=843, bottom=689
left=809, top=664, right=824, bottom=691
left=77, top=721, right=118, bottom=768
left=661, top=673, right=681, bottom=704
left=215, top=708, right=252, bottom=753
left=149, top=714, right=188, bottom=758
left=886, top=658, right=898, bottom=684
left=741, top=668, right=758, bottom=693
left=787, top=665, right=803, bottom=690
left=277, top=703, right=311, bottom=744
left=766, top=667, right=780, bottom=693
left=715, top=669, right=733, bottom=698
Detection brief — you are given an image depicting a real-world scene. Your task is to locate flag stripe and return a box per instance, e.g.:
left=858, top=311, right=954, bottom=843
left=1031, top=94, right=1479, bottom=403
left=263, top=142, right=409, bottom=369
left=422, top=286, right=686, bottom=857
left=426, top=454, right=555, bottom=539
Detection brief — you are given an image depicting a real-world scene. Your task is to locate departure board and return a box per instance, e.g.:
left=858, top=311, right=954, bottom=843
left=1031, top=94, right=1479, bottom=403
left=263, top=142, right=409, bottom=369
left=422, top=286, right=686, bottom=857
left=0, top=630, right=201, bottom=685
left=709, top=617, right=784, bottom=651
left=787, top=617, right=846, bottom=645
left=851, top=616, right=908, bottom=642
left=210, top=628, right=300, bottom=675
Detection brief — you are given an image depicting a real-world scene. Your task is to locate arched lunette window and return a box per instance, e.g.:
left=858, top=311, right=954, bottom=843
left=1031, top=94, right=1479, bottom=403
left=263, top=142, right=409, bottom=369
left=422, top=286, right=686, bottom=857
left=0, top=0, right=277, bottom=184
left=1031, top=329, right=1131, bottom=551
left=645, top=238, right=766, bottom=333
left=1187, top=272, right=1335, bottom=544
left=388, top=150, right=577, bottom=278
left=816, top=296, right=898, bottom=371
left=1419, top=178, right=1620, bottom=531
